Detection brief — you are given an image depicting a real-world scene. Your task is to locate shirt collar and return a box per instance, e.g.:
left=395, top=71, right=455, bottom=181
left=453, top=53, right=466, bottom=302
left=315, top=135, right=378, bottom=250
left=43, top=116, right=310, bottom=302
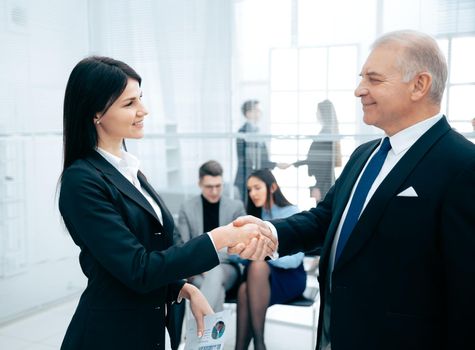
left=96, top=147, right=140, bottom=176
left=387, top=113, right=443, bottom=155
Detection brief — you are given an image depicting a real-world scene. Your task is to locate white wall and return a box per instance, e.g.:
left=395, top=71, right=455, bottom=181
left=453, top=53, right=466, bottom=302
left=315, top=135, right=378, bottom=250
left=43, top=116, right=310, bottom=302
left=0, top=0, right=89, bottom=323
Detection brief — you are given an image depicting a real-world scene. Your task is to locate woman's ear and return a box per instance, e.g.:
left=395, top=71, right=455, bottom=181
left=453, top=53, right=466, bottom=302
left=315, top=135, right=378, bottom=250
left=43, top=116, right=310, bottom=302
left=94, top=112, right=102, bottom=125
left=270, top=183, right=278, bottom=193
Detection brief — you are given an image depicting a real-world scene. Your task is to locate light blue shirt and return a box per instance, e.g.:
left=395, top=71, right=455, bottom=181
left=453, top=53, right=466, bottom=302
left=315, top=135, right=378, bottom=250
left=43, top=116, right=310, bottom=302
left=262, top=205, right=304, bottom=269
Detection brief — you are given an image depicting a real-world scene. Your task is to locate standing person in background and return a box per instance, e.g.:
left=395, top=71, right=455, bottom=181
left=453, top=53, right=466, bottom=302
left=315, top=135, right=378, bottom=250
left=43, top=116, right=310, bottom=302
left=177, top=160, right=246, bottom=311
left=293, top=99, right=342, bottom=202
left=233, top=30, right=475, bottom=350
left=235, top=169, right=306, bottom=350
left=58, top=56, right=272, bottom=350
left=234, top=100, right=289, bottom=201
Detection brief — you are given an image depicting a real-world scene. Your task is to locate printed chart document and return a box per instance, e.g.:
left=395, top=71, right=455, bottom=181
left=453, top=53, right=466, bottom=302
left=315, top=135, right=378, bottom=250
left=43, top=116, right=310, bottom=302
left=184, top=310, right=231, bottom=350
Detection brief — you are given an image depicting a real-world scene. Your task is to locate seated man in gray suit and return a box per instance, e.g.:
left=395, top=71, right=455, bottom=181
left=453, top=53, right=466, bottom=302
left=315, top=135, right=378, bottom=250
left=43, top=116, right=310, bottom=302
left=177, top=160, right=246, bottom=311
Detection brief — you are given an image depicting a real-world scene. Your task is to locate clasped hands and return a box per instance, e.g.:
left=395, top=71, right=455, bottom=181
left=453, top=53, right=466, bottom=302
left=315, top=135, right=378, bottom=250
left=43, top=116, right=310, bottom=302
left=210, top=215, right=278, bottom=260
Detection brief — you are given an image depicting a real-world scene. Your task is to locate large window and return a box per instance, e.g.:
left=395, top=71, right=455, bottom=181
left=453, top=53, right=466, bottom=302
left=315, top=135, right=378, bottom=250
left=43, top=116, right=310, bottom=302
left=269, top=45, right=358, bottom=209
left=438, top=35, right=475, bottom=133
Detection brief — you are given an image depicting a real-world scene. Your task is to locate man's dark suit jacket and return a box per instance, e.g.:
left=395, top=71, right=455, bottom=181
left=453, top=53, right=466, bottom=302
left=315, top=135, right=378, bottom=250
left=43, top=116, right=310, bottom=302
left=234, top=121, right=276, bottom=200
left=59, top=152, right=219, bottom=350
left=272, top=117, right=475, bottom=350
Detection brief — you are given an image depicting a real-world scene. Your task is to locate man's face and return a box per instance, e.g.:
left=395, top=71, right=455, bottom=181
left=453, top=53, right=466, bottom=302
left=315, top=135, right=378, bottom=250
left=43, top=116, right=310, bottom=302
left=354, top=44, right=414, bottom=135
left=245, top=104, right=262, bottom=123
left=199, top=175, right=223, bottom=203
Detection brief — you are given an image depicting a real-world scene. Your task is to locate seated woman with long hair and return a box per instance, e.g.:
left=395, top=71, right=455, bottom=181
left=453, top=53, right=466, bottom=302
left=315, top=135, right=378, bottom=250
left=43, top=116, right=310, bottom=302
left=235, top=169, right=306, bottom=350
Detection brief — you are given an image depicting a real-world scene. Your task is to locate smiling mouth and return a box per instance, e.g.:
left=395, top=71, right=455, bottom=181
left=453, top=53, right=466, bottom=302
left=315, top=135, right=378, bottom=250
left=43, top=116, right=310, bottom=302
left=133, top=120, right=143, bottom=126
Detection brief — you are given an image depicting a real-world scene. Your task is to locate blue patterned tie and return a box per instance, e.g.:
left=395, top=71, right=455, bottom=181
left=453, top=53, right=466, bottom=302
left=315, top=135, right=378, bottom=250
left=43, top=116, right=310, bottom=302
left=335, top=137, right=392, bottom=262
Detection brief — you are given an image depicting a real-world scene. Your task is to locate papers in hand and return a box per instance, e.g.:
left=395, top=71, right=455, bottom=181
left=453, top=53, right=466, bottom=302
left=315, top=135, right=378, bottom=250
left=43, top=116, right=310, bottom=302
left=184, top=310, right=231, bottom=350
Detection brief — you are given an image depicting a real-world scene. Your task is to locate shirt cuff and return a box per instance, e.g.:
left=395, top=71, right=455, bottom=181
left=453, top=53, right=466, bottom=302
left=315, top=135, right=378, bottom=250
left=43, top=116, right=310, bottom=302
left=264, top=221, right=279, bottom=259
left=176, top=289, right=184, bottom=304
left=206, top=232, right=219, bottom=253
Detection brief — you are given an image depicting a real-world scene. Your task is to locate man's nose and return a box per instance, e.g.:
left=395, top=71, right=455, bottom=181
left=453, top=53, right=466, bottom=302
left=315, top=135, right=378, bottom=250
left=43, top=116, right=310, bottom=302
left=354, top=83, right=368, bottom=97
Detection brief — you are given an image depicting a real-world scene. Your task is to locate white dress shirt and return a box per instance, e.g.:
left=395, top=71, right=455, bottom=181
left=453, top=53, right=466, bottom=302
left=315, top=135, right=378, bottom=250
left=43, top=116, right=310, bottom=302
left=96, top=147, right=163, bottom=225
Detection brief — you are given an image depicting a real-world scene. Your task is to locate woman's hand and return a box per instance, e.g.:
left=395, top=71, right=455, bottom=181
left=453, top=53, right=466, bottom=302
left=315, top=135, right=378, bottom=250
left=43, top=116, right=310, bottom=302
left=209, top=222, right=260, bottom=250
left=179, top=283, right=214, bottom=337
left=209, top=218, right=277, bottom=261
left=277, top=162, right=291, bottom=170
left=229, top=215, right=278, bottom=260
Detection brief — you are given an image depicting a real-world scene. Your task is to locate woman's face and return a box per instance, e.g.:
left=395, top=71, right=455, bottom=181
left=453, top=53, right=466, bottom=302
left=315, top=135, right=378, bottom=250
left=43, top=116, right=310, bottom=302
left=247, top=176, right=267, bottom=208
left=316, top=108, right=323, bottom=124
left=95, top=78, right=148, bottom=149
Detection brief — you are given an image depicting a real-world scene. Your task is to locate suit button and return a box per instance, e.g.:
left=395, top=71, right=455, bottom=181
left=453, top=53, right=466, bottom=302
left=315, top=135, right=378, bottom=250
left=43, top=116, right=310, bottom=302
left=154, top=232, right=161, bottom=235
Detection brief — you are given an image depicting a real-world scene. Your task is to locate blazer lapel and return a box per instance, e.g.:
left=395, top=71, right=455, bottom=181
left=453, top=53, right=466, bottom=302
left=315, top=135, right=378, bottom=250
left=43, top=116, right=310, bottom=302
left=86, top=152, right=162, bottom=226
left=137, top=171, right=175, bottom=236
left=319, top=140, right=380, bottom=273
left=195, top=196, right=204, bottom=234
left=334, top=116, right=452, bottom=271
left=218, top=197, right=228, bottom=226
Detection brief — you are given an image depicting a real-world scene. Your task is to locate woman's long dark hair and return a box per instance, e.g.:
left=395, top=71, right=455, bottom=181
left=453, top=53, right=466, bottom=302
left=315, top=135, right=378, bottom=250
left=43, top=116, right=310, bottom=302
left=317, top=99, right=339, bottom=134
left=61, top=56, right=141, bottom=178
left=246, top=168, right=293, bottom=219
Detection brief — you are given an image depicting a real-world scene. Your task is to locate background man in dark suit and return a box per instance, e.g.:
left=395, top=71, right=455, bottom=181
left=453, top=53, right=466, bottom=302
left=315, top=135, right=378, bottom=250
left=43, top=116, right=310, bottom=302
left=233, top=30, right=475, bottom=350
left=234, top=100, right=289, bottom=201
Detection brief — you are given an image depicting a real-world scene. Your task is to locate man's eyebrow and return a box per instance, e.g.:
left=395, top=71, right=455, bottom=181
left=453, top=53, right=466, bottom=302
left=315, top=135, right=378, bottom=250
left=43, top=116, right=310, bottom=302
left=364, top=71, right=383, bottom=77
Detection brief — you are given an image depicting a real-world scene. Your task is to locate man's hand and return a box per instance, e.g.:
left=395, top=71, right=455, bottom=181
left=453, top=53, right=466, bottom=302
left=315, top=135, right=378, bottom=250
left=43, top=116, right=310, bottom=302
left=228, top=215, right=278, bottom=260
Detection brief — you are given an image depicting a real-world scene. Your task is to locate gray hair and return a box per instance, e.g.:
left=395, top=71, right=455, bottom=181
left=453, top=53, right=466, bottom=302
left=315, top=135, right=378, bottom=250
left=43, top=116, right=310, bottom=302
left=372, top=30, right=447, bottom=104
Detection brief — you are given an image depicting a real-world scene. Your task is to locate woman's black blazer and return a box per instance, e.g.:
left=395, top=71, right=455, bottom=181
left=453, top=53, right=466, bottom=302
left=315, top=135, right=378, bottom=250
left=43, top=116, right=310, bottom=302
left=59, top=151, right=219, bottom=350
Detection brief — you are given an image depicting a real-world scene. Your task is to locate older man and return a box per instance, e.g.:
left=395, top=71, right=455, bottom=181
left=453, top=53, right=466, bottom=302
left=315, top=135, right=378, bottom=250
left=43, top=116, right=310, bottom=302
left=234, top=30, right=475, bottom=350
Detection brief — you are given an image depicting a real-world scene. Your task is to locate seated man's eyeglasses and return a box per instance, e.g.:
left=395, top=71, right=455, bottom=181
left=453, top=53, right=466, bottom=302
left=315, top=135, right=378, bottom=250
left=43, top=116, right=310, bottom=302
left=203, top=184, right=222, bottom=190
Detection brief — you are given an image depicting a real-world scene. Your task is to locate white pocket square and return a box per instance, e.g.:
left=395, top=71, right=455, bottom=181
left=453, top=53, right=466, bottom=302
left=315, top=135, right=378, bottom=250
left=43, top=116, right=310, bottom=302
left=397, top=186, right=418, bottom=197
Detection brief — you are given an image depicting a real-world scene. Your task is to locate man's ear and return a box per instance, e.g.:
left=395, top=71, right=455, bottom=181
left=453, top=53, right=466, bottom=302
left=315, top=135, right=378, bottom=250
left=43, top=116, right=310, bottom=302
left=411, top=72, right=432, bottom=102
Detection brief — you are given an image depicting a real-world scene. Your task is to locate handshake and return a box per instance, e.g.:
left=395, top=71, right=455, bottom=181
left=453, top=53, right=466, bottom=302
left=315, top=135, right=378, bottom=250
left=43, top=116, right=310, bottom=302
left=209, top=215, right=278, bottom=260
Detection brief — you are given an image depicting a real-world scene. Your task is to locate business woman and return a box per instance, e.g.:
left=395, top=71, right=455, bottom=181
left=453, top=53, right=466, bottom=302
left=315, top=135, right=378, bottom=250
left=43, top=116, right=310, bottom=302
left=235, top=169, right=306, bottom=350
left=293, top=99, right=342, bottom=202
left=58, top=56, right=269, bottom=350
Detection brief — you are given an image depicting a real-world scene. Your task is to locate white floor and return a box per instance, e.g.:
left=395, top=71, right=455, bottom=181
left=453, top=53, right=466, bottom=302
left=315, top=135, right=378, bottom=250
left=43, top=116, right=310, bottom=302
left=0, top=294, right=319, bottom=350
